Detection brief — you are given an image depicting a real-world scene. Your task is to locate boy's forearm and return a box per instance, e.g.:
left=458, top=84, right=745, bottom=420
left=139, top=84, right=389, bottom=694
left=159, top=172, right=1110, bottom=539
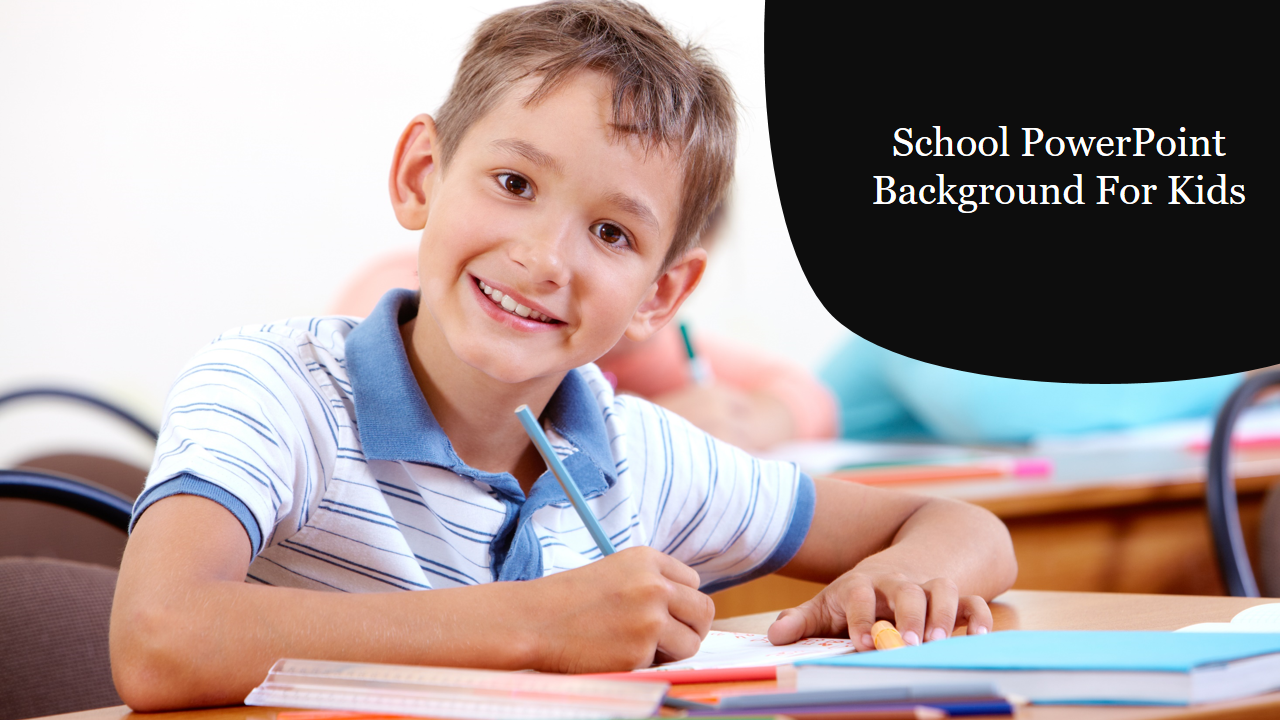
left=112, top=495, right=714, bottom=711
left=112, top=571, right=542, bottom=710
left=862, top=497, right=1018, bottom=600
left=780, top=479, right=1017, bottom=599
left=111, top=496, right=542, bottom=711
left=768, top=483, right=1015, bottom=648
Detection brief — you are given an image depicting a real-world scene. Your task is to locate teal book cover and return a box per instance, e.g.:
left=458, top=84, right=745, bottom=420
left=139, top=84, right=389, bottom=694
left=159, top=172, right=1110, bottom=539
left=794, top=631, right=1280, bottom=672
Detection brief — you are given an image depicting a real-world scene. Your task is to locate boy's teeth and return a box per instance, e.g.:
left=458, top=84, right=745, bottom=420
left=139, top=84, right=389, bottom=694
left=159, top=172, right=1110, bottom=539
left=477, top=278, right=553, bottom=323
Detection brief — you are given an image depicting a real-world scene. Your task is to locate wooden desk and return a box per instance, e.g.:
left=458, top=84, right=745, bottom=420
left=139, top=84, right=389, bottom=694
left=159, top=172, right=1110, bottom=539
left=32, top=591, right=1280, bottom=720
left=710, top=447, right=1280, bottom=618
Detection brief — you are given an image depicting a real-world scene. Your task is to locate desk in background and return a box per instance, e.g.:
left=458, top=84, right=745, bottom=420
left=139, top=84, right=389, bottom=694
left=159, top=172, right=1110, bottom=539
left=31, top=590, right=1280, bottom=720
left=711, top=447, right=1280, bottom=618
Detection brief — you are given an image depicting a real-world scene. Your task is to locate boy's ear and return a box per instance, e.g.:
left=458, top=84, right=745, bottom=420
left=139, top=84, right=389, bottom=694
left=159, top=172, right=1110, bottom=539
left=389, top=114, right=441, bottom=230
left=625, top=248, right=709, bottom=342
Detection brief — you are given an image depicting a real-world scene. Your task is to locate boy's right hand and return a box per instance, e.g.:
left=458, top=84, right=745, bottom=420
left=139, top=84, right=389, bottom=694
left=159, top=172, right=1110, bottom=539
left=518, top=546, right=713, bottom=673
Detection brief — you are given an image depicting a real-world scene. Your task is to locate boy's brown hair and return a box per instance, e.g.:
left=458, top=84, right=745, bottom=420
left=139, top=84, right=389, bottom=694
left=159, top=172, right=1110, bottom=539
left=434, top=0, right=737, bottom=268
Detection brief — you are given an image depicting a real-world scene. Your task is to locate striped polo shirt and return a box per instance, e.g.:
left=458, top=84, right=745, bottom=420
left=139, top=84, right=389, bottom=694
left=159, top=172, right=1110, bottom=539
left=132, top=289, right=815, bottom=593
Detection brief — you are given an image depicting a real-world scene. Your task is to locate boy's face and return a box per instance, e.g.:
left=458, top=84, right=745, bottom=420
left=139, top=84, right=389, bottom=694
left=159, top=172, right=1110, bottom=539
left=395, top=71, right=703, bottom=384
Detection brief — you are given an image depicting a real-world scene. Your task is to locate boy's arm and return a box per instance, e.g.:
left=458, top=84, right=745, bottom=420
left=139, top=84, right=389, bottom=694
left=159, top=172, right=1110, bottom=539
left=110, top=495, right=713, bottom=711
left=766, top=477, right=1016, bottom=650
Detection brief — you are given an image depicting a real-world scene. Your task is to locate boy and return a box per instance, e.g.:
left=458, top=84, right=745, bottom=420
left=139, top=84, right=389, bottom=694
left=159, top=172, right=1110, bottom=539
left=110, top=0, right=1017, bottom=711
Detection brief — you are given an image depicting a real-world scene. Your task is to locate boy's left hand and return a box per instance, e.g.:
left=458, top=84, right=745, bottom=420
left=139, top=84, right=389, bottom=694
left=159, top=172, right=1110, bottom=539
left=765, top=564, right=993, bottom=651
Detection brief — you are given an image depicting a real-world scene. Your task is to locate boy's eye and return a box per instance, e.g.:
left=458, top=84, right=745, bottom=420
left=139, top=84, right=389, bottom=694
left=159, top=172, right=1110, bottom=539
left=497, top=173, right=533, bottom=198
left=590, top=222, right=630, bottom=247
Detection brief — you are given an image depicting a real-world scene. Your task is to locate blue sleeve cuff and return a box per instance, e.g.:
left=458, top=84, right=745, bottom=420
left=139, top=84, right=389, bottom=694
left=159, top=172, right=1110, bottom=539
left=131, top=472, right=264, bottom=560
left=700, top=471, right=816, bottom=594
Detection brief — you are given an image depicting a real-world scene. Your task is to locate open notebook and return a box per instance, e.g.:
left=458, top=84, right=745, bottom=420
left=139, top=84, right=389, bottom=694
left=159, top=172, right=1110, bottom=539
left=636, top=631, right=856, bottom=672
left=1177, top=603, right=1280, bottom=634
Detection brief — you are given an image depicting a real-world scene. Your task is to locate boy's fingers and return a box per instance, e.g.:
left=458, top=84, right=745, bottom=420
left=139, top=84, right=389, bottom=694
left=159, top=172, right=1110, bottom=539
left=666, top=583, right=715, bottom=639
left=654, top=614, right=705, bottom=663
left=656, top=553, right=702, bottom=589
left=767, top=596, right=831, bottom=646
left=887, top=581, right=927, bottom=646
left=921, top=578, right=959, bottom=642
left=960, top=595, right=994, bottom=636
left=834, top=578, right=877, bottom=651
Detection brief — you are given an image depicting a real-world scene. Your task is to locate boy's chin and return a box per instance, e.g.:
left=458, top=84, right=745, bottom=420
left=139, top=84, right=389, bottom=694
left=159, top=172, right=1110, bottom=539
left=459, top=350, right=572, bottom=387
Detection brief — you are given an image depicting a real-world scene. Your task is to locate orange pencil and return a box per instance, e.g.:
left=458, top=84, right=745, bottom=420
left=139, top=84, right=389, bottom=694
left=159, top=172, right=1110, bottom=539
left=830, top=457, right=1052, bottom=486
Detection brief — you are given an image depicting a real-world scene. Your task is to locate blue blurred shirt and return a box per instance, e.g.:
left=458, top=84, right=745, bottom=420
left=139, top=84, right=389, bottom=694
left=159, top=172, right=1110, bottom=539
left=819, top=334, right=1242, bottom=444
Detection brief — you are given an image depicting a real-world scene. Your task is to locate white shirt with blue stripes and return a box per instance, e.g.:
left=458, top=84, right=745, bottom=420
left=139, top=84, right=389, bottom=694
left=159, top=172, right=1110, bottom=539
left=133, top=289, right=815, bottom=593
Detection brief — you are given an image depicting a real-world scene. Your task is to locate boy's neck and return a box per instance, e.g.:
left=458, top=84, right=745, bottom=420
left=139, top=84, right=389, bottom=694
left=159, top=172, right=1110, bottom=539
left=399, top=312, right=560, bottom=497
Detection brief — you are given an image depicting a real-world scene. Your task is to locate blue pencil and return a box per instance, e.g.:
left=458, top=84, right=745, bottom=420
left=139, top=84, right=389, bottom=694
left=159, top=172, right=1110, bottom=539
left=514, top=404, right=616, bottom=556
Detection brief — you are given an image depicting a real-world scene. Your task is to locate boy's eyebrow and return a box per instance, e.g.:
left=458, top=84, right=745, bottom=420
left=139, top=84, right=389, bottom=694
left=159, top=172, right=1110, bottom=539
left=605, top=191, right=659, bottom=234
left=491, top=138, right=564, bottom=174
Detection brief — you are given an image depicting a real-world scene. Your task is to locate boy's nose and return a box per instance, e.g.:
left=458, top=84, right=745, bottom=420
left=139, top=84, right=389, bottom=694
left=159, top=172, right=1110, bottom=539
left=509, top=219, right=573, bottom=287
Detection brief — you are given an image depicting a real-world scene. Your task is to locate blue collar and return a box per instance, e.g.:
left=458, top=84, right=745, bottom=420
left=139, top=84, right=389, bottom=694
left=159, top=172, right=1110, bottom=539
left=343, top=288, right=617, bottom=503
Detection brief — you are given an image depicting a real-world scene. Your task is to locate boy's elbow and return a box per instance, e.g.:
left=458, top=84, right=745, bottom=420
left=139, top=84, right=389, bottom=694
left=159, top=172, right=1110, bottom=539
left=985, top=509, right=1019, bottom=597
left=110, top=599, right=201, bottom=711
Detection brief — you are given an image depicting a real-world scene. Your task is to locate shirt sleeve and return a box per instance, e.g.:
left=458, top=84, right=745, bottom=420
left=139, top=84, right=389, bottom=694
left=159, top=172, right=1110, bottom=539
left=618, top=395, right=815, bottom=593
left=131, top=328, right=335, bottom=557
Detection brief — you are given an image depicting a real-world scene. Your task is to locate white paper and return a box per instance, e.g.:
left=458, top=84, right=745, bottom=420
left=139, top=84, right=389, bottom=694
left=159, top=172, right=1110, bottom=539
left=635, top=631, right=856, bottom=672
left=1175, top=602, right=1280, bottom=633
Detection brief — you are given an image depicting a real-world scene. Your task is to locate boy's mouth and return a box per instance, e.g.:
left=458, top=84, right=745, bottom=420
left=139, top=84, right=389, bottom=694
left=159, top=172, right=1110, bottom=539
left=475, top=278, right=559, bottom=324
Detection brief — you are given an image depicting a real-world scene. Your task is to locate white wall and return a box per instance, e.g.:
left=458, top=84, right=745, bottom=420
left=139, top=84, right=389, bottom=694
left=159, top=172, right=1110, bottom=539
left=0, top=0, right=849, bottom=469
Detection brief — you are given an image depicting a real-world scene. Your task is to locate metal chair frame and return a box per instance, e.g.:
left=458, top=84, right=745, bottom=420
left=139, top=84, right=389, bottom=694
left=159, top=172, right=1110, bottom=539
left=1206, top=369, right=1280, bottom=597
left=0, top=469, right=133, bottom=531
left=0, top=387, right=159, bottom=441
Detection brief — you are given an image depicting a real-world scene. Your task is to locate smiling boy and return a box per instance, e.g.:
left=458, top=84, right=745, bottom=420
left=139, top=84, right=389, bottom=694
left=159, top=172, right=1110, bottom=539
left=110, top=0, right=1016, bottom=711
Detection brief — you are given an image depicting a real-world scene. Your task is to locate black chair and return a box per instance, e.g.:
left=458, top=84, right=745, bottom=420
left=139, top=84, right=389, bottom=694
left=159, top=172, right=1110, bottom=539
left=1205, top=369, right=1280, bottom=597
left=0, top=469, right=134, bottom=529
left=0, top=470, right=133, bottom=720
left=1, top=387, right=153, bottom=566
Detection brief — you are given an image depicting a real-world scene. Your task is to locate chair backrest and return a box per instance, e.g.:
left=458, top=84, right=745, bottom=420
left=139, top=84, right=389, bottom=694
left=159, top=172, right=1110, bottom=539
left=1, top=387, right=152, bottom=566
left=0, top=471, right=132, bottom=717
left=0, top=557, right=122, bottom=720
left=0, top=472, right=132, bottom=718
left=0, top=469, right=134, bottom=530
left=1205, top=369, right=1280, bottom=597
left=0, top=392, right=151, bottom=715
left=0, top=462, right=141, bottom=566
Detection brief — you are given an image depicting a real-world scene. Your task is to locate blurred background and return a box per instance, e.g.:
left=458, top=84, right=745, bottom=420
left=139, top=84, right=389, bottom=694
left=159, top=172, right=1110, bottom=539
left=0, top=0, right=849, bottom=470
